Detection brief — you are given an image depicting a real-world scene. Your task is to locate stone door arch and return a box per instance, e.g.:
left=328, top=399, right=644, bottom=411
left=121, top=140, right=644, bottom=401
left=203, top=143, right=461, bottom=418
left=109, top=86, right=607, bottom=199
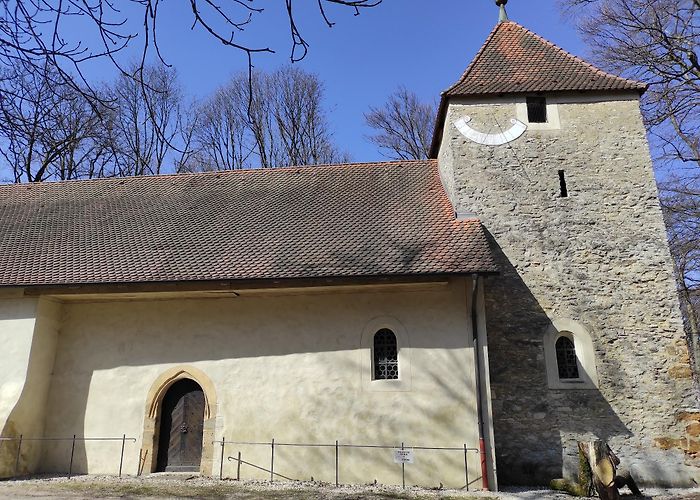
left=140, top=366, right=217, bottom=475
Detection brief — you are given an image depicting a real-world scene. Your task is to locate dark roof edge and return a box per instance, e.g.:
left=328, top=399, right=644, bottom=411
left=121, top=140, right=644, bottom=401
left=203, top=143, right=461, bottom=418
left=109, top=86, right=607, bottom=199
left=429, top=96, right=449, bottom=159
left=16, top=272, right=500, bottom=296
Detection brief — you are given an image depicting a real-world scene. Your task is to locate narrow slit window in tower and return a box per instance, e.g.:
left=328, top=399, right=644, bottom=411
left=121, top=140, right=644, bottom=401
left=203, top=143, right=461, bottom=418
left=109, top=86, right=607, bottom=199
left=558, top=170, right=568, bottom=198
left=526, top=96, right=548, bottom=123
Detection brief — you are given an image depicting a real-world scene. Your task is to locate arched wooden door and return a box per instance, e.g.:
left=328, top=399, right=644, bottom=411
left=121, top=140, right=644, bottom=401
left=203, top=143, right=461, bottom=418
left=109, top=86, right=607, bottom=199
left=156, top=379, right=205, bottom=472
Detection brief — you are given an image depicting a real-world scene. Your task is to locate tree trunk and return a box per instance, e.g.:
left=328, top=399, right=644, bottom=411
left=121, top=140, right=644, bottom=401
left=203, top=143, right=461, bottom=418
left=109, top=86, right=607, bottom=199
left=549, top=445, right=592, bottom=496
left=578, top=440, right=642, bottom=499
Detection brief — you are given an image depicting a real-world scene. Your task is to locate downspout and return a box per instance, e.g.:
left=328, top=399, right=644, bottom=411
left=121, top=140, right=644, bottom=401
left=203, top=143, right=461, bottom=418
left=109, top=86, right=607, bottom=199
left=470, top=274, right=490, bottom=491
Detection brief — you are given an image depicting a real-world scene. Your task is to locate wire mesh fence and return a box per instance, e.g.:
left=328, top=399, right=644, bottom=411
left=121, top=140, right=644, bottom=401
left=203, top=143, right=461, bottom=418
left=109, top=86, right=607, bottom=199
left=0, top=435, right=137, bottom=479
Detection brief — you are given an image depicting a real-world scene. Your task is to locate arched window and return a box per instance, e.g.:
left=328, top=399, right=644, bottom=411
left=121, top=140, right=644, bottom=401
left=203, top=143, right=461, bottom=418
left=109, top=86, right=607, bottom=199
left=373, top=329, right=398, bottom=380
left=544, top=320, right=598, bottom=389
left=555, top=336, right=580, bottom=379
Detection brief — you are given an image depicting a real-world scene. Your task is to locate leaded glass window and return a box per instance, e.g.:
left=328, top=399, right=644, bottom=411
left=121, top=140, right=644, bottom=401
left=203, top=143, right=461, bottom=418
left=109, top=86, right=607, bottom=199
left=373, top=329, right=398, bottom=380
left=555, top=336, right=580, bottom=379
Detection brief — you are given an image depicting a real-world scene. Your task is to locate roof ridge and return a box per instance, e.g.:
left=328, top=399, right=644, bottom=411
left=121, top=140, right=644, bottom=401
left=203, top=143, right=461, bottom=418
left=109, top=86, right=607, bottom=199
left=0, top=159, right=438, bottom=189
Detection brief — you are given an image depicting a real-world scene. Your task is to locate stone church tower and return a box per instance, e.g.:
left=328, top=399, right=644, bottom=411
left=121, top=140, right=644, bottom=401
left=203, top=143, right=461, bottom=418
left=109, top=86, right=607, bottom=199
left=431, top=9, right=699, bottom=485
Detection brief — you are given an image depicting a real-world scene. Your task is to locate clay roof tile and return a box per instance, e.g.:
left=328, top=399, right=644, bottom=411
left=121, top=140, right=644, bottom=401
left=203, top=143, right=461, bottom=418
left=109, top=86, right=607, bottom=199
left=444, top=21, right=645, bottom=97
left=0, top=161, right=498, bottom=287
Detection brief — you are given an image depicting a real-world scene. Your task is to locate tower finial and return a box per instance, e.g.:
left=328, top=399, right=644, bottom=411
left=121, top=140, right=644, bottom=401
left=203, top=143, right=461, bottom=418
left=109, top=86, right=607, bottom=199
left=495, top=0, right=509, bottom=23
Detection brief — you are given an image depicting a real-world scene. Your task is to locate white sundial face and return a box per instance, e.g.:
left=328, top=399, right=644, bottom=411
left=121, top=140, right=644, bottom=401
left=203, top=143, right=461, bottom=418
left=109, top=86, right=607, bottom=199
left=453, top=115, right=527, bottom=146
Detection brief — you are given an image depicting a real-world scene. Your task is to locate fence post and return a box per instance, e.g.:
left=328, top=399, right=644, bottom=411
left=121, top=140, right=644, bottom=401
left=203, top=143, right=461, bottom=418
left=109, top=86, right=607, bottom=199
left=119, top=434, right=126, bottom=477
left=401, top=442, right=405, bottom=489
left=463, top=444, right=469, bottom=491
left=236, top=451, right=241, bottom=481
left=14, top=434, right=23, bottom=478
left=219, top=437, right=225, bottom=480
left=68, top=435, right=76, bottom=479
left=335, top=440, right=339, bottom=487
left=270, top=438, right=275, bottom=483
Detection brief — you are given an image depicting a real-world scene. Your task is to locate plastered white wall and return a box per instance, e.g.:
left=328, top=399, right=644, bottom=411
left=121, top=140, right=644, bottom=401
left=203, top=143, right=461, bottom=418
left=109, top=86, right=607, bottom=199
left=0, top=297, right=61, bottom=477
left=40, top=278, right=484, bottom=488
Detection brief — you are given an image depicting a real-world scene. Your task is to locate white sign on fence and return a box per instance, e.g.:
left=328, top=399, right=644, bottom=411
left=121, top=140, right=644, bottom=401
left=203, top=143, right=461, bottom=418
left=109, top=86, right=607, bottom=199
left=393, top=449, right=414, bottom=464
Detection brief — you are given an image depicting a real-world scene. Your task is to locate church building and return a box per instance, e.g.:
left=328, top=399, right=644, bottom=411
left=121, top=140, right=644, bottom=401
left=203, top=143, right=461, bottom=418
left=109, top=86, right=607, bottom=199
left=0, top=3, right=698, bottom=489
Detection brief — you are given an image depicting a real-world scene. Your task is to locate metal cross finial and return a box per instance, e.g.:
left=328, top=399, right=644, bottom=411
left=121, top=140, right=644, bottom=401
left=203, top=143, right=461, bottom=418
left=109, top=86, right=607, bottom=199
left=495, top=0, right=509, bottom=23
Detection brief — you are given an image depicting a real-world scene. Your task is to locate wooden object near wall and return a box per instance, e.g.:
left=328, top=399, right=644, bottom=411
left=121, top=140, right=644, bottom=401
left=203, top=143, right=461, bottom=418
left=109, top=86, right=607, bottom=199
left=550, top=441, right=642, bottom=499
left=579, top=441, right=642, bottom=500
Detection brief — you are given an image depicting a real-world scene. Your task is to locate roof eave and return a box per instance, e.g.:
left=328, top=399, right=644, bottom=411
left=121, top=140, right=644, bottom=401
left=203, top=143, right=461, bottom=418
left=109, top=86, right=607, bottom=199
left=13, top=272, right=500, bottom=296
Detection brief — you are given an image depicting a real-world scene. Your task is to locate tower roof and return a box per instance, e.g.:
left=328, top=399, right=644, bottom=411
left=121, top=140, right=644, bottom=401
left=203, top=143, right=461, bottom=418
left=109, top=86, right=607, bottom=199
left=444, top=21, right=646, bottom=96
left=430, top=21, right=647, bottom=157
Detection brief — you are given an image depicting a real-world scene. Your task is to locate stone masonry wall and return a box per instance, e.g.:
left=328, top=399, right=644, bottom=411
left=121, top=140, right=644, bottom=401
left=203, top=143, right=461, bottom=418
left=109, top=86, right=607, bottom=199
left=438, top=94, right=699, bottom=486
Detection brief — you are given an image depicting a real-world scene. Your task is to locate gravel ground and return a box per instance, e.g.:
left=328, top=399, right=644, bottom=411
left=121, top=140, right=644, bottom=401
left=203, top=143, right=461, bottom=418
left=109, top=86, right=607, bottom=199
left=0, top=475, right=699, bottom=499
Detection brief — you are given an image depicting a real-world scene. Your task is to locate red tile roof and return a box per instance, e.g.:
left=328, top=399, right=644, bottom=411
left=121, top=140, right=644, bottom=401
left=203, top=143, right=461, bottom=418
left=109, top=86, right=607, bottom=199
left=445, top=21, right=646, bottom=96
left=0, top=160, right=497, bottom=287
left=430, top=21, right=646, bottom=158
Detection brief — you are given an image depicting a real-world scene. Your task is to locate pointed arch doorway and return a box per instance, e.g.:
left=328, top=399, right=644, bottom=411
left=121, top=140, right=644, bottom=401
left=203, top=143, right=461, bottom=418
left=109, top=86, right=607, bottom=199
left=156, top=379, right=205, bottom=472
left=141, top=367, right=217, bottom=476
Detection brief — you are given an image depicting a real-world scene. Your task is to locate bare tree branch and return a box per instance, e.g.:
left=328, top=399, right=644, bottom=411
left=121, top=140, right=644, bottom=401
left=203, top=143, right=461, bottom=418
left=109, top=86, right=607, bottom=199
left=191, top=66, right=348, bottom=171
left=365, top=87, right=434, bottom=160
left=0, top=0, right=382, bottom=141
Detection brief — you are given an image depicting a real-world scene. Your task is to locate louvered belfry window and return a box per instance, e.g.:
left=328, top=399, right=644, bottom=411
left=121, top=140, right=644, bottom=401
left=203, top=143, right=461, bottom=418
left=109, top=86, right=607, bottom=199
left=373, top=329, right=398, bottom=380
left=555, top=336, right=580, bottom=379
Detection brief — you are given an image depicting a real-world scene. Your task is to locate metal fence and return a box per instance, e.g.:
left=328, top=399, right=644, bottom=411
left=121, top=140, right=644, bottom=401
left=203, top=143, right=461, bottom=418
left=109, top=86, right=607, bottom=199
left=1, top=435, right=481, bottom=489
left=213, top=438, right=482, bottom=490
left=0, top=435, right=137, bottom=479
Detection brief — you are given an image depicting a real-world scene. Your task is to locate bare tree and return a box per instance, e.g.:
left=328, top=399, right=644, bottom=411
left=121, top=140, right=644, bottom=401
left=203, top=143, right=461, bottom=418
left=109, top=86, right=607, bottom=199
left=562, top=0, right=699, bottom=170
left=663, top=182, right=700, bottom=373
left=193, top=79, right=252, bottom=171
left=365, top=87, right=434, bottom=160
left=263, top=66, right=347, bottom=166
left=0, top=63, right=105, bottom=182
left=0, top=1, right=381, bottom=113
left=104, top=64, right=183, bottom=176
left=192, top=66, right=347, bottom=170
left=173, top=105, right=203, bottom=174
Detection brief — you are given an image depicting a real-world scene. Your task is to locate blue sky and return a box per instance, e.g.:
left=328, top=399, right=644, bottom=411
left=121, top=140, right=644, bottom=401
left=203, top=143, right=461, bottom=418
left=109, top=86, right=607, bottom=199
left=72, top=1, right=585, bottom=164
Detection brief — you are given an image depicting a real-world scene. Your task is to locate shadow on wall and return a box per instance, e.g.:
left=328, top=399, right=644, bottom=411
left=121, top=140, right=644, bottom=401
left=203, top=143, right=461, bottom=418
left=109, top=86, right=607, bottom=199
left=482, top=229, right=631, bottom=485
left=9, top=282, right=485, bottom=487
left=216, top=350, right=483, bottom=489
left=37, top=347, right=482, bottom=487
left=0, top=299, right=59, bottom=479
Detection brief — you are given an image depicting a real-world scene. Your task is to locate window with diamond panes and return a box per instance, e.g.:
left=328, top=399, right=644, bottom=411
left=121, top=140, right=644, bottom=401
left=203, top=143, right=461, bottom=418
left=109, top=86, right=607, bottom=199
left=555, top=336, right=580, bottom=379
left=373, top=329, right=398, bottom=380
